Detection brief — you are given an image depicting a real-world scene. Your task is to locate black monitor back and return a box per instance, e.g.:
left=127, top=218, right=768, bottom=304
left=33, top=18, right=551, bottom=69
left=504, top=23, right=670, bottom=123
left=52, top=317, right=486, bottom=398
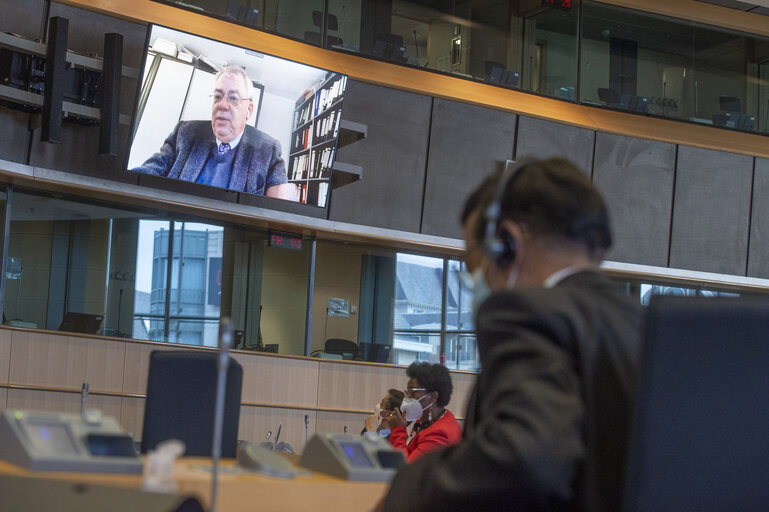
left=623, top=296, right=769, bottom=512
left=141, top=351, right=243, bottom=457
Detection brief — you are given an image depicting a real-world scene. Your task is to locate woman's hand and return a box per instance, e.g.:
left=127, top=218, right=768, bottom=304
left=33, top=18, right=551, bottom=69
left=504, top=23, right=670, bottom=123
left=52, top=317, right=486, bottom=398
left=386, top=407, right=408, bottom=429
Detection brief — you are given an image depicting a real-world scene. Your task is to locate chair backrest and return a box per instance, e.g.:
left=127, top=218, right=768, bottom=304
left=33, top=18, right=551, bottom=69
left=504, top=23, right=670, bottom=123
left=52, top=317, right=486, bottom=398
left=141, top=350, right=243, bottom=457
left=324, top=338, right=358, bottom=360
left=623, top=296, right=769, bottom=512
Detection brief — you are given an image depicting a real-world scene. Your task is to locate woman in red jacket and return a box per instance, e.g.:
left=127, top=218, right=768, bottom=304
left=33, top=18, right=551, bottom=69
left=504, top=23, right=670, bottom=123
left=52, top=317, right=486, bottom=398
left=385, top=362, right=463, bottom=462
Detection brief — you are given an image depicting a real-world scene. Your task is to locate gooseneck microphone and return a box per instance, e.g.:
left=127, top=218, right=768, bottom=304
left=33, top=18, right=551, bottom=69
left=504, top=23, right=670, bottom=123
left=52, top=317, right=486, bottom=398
left=210, top=318, right=234, bottom=512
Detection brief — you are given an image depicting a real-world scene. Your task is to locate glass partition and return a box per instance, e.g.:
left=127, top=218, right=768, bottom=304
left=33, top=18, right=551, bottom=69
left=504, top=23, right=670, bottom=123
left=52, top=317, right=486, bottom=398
left=580, top=1, right=769, bottom=135
left=1, top=189, right=312, bottom=355
left=152, top=0, right=325, bottom=45
left=152, top=0, right=769, bottom=135
left=5, top=187, right=769, bottom=366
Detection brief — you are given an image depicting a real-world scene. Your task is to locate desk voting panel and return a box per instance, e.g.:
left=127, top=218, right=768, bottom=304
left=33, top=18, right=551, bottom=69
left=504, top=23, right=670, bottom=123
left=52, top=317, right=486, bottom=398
left=300, top=433, right=405, bottom=482
left=0, top=410, right=142, bottom=474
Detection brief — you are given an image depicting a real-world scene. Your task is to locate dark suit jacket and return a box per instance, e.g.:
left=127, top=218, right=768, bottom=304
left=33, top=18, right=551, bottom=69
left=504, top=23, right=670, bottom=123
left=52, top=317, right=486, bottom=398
left=133, top=120, right=287, bottom=195
left=383, top=270, right=642, bottom=512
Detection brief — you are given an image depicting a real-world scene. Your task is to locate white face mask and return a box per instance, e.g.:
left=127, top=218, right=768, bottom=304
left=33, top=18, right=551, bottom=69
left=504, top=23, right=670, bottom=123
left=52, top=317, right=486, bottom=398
left=400, top=394, right=433, bottom=422
left=374, top=403, right=383, bottom=418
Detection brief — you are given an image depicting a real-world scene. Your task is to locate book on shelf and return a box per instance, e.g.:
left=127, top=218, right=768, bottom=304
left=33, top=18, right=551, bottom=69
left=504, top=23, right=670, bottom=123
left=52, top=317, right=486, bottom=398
left=315, top=75, right=348, bottom=115
left=317, top=182, right=329, bottom=208
left=293, top=100, right=313, bottom=129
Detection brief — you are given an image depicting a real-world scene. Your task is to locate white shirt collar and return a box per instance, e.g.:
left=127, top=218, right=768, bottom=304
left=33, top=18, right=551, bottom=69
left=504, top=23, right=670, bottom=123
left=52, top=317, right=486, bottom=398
left=543, top=266, right=586, bottom=288
left=216, top=129, right=244, bottom=152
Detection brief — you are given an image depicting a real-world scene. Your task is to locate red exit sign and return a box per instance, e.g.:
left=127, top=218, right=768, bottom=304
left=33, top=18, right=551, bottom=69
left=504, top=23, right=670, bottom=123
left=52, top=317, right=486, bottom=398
left=269, top=230, right=303, bottom=250
left=542, top=0, right=572, bottom=9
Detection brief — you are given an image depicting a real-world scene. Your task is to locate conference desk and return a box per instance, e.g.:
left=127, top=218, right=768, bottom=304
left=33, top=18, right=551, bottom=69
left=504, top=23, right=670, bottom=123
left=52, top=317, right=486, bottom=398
left=0, top=456, right=388, bottom=511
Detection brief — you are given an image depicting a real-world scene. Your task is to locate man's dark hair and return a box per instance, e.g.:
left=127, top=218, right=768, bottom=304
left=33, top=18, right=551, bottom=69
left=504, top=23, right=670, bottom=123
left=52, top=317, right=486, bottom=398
left=462, top=158, right=612, bottom=260
left=406, top=362, right=453, bottom=407
left=385, top=389, right=405, bottom=411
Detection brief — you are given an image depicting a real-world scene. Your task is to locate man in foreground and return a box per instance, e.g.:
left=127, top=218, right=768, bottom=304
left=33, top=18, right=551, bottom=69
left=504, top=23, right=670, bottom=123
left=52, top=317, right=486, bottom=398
left=380, top=158, right=642, bottom=511
left=134, top=65, right=296, bottom=200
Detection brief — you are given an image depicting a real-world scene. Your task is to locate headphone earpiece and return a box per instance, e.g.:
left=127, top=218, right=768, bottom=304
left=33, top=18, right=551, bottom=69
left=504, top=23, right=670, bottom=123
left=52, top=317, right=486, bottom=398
left=495, top=230, right=516, bottom=268
left=482, top=160, right=527, bottom=269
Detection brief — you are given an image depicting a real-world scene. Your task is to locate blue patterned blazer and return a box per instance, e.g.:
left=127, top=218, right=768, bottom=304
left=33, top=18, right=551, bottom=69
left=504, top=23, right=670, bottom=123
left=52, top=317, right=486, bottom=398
left=133, top=121, right=287, bottom=194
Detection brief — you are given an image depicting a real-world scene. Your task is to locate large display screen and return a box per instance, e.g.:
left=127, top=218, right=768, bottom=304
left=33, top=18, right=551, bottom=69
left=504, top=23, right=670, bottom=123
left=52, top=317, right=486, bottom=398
left=128, top=25, right=348, bottom=208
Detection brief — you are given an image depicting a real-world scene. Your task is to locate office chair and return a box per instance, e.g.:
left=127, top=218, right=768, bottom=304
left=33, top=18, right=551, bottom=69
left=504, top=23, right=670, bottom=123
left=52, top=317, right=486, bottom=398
left=141, top=351, right=243, bottom=457
left=623, top=295, right=769, bottom=512
left=324, top=338, right=359, bottom=360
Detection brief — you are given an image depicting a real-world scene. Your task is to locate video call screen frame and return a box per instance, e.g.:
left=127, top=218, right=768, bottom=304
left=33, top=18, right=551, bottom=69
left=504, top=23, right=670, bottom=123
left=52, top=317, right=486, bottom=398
left=127, top=24, right=348, bottom=208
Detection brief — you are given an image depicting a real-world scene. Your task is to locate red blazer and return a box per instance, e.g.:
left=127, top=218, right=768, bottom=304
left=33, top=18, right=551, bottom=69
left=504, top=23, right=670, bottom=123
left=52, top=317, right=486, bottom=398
left=389, top=410, right=462, bottom=462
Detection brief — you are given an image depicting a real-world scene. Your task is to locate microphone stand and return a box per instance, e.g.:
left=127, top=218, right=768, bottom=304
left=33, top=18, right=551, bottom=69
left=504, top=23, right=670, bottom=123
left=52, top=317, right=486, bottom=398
left=210, top=318, right=233, bottom=512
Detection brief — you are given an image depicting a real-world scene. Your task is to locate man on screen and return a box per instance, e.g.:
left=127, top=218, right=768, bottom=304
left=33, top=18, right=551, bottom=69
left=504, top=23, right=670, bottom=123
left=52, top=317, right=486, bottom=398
left=133, top=65, right=297, bottom=200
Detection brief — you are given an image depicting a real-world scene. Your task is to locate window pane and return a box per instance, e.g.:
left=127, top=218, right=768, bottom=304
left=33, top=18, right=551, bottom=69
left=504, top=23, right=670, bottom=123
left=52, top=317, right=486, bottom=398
left=581, top=1, right=769, bottom=135
left=444, top=333, right=479, bottom=371
left=394, top=253, right=444, bottom=331
left=392, top=331, right=440, bottom=366
left=445, top=260, right=473, bottom=332
left=134, top=220, right=171, bottom=341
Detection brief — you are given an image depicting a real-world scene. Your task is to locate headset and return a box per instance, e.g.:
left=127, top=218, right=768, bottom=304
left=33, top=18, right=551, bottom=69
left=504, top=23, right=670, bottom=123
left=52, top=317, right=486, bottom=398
left=482, top=159, right=529, bottom=269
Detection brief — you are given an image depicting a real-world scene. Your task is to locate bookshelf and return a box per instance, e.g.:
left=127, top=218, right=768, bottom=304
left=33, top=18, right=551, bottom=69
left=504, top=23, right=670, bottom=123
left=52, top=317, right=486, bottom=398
left=288, top=73, right=349, bottom=207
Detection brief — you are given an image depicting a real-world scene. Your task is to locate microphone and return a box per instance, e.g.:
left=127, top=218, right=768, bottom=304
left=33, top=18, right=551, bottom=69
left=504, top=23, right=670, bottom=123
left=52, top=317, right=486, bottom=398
left=80, top=382, right=89, bottom=417
left=273, top=423, right=282, bottom=451
left=210, top=318, right=234, bottom=512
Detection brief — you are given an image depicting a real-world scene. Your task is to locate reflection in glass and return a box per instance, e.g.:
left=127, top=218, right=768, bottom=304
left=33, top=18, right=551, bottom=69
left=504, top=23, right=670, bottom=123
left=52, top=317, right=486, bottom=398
left=134, top=220, right=224, bottom=345
left=580, top=1, right=769, bottom=134
left=152, top=0, right=325, bottom=45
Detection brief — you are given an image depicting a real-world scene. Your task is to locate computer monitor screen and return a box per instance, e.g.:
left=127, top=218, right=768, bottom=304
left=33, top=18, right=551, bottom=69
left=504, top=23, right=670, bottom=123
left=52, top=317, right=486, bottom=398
left=127, top=24, right=348, bottom=208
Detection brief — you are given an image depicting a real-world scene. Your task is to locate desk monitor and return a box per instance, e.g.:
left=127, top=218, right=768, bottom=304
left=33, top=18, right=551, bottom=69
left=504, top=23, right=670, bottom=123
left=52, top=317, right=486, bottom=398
left=623, top=296, right=769, bottom=512
left=127, top=24, right=348, bottom=208
left=58, top=312, right=103, bottom=334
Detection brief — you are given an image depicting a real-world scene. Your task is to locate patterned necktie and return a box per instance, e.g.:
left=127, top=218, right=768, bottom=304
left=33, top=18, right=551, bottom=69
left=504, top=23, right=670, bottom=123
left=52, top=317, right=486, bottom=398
left=219, top=142, right=231, bottom=154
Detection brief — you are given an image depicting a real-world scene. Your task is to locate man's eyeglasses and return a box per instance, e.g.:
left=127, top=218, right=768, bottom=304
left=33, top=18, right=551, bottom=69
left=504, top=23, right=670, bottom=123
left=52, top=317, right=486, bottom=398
left=404, top=387, right=428, bottom=398
left=210, top=93, right=250, bottom=107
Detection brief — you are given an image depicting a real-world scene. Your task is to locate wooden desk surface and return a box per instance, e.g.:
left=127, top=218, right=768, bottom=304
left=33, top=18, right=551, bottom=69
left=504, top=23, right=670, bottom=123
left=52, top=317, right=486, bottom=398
left=0, top=457, right=388, bottom=511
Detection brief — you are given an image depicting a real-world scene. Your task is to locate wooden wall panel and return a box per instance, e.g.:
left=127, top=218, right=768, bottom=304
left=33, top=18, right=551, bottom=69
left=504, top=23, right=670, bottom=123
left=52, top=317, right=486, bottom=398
left=1, top=329, right=479, bottom=455
left=448, top=372, right=476, bottom=420
left=5, top=388, right=122, bottom=419
left=315, top=411, right=370, bottom=439
left=0, top=330, right=11, bottom=384
left=239, top=406, right=316, bottom=454
left=9, top=331, right=125, bottom=391
left=120, top=396, right=145, bottom=441
left=122, top=342, right=190, bottom=395
left=316, top=363, right=405, bottom=411
left=232, top=354, right=320, bottom=407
